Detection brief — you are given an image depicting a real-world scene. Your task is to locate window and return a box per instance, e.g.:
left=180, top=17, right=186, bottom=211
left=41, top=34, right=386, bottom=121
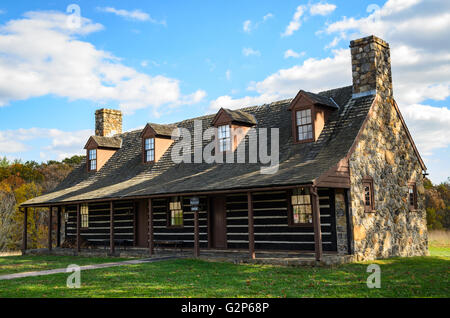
left=290, top=187, right=313, bottom=225
left=80, top=204, right=89, bottom=228
left=296, top=109, right=313, bottom=141
left=218, top=125, right=231, bottom=152
left=363, top=178, right=375, bottom=212
left=408, top=182, right=417, bottom=210
left=169, top=197, right=183, bottom=227
left=144, top=138, right=155, bottom=162
left=88, top=149, right=97, bottom=171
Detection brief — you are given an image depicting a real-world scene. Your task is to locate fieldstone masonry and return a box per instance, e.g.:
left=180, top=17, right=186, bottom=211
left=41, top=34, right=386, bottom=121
left=335, top=189, right=348, bottom=255
left=95, top=108, right=122, bottom=137
left=350, top=35, right=393, bottom=99
left=349, top=96, right=428, bottom=260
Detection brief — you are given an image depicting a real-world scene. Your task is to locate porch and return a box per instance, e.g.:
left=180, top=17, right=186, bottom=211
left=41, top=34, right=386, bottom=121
left=21, top=186, right=353, bottom=265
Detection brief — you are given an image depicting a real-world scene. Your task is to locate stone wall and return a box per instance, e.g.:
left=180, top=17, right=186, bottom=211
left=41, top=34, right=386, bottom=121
left=349, top=95, right=428, bottom=261
left=335, top=189, right=348, bottom=255
left=350, top=35, right=393, bottom=99
left=95, top=108, right=122, bottom=137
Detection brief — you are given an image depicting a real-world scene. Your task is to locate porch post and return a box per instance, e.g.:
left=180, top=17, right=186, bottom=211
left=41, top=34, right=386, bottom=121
left=311, top=186, right=323, bottom=261
left=22, top=207, right=28, bottom=253
left=56, top=206, right=61, bottom=247
left=148, top=198, right=154, bottom=256
left=48, top=206, right=53, bottom=251
left=247, top=192, right=255, bottom=259
left=76, top=204, right=81, bottom=253
left=194, top=208, right=200, bottom=257
left=110, top=201, right=115, bottom=255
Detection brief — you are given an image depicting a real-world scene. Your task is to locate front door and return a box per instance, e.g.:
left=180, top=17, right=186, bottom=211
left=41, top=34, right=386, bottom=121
left=136, top=200, right=149, bottom=248
left=210, top=196, right=227, bottom=248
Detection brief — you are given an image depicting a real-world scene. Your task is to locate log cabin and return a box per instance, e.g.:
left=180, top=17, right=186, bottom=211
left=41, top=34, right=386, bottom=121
left=20, top=35, right=428, bottom=262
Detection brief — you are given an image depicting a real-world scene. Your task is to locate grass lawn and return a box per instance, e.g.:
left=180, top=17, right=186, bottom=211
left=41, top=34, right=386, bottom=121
left=0, top=254, right=448, bottom=298
left=0, top=255, right=131, bottom=276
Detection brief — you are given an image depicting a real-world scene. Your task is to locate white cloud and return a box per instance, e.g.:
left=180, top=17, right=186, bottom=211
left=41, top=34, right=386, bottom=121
left=250, top=49, right=350, bottom=96
left=243, top=13, right=273, bottom=33
left=0, top=11, right=204, bottom=114
left=310, top=2, right=337, bottom=16
left=242, top=47, right=261, bottom=57
left=209, top=94, right=279, bottom=112
left=0, top=128, right=93, bottom=160
left=225, top=70, right=232, bottom=81
left=98, top=7, right=166, bottom=25
left=243, top=20, right=252, bottom=33
left=263, top=13, right=274, bottom=21
left=322, top=0, right=450, bottom=104
left=401, top=104, right=450, bottom=156
left=284, top=49, right=305, bottom=59
left=282, top=5, right=305, bottom=37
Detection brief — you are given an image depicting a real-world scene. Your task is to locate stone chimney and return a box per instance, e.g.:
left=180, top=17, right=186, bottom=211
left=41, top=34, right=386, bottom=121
left=95, top=109, right=122, bottom=137
left=350, top=35, right=393, bottom=99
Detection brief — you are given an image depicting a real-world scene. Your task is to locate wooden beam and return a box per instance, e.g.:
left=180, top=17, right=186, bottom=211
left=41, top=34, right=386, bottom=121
left=148, top=198, right=154, bottom=256
left=194, top=209, right=200, bottom=257
left=22, top=207, right=28, bottom=253
left=76, top=204, right=81, bottom=253
left=247, top=192, right=255, bottom=259
left=207, top=197, right=212, bottom=249
left=56, top=206, right=61, bottom=247
left=20, top=183, right=315, bottom=208
left=48, top=206, right=53, bottom=251
left=311, top=186, right=323, bottom=261
left=110, top=201, right=115, bottom=255
left=133, top=201, right=137, bottom=247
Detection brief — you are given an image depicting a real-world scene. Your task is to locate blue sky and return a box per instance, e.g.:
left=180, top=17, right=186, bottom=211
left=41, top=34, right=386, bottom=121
left=0, top=0, right=449, bottom=184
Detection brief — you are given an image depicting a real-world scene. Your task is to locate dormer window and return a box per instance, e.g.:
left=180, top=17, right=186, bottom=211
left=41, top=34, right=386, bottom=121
left=144, top=138, right=155, bottom=163
left=84, top=136, right=122, bottom=172
left=289, top=90, right=338, bottom=144
left=141, top=123, right=176, bottom=164
left=296, top=109, right=313, bottom=141
left=211, top=108, right=256, bottom=153
left=88, top=149, right=97, bottom=171
left=218, top=125, right=231, bottom=152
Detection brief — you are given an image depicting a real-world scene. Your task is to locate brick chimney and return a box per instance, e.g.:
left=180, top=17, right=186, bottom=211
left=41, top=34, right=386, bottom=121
left=350, top=35, right=393, bottom=99
left=95, top=109, right=122, bottom=137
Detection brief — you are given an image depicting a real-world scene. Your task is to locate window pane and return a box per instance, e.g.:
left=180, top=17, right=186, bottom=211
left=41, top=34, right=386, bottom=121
left=218, top=125, right=231, bottom=151
left=364, top=185, right=371, bottom=206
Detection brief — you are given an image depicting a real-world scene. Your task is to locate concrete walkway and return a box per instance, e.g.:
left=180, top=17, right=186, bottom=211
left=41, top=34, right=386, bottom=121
left=0, top=256, right=179, bottom=281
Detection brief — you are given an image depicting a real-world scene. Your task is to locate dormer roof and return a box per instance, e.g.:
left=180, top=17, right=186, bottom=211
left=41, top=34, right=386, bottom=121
left=211, top=108, right=257, bottom=127
left=140, top=123, right=178, bottom=138
left=84, top=136, right=122, bottom=150
left=289, top=90, right=339, bottom=110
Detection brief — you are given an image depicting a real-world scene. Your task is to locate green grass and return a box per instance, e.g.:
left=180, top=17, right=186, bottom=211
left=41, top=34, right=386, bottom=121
left=0, top=256, right=448, bottom=298
left=429, top=231, right=450, bottom=257
left=0, top=255, right=131, bottom=276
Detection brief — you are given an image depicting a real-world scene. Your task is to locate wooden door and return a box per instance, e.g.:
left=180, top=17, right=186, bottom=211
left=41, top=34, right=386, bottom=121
left=211, top=196, right=227, bottom=248
left=136, top=200, right=149, bottom=247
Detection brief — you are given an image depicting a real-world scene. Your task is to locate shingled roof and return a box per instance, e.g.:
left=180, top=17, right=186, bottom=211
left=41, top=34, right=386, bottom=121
left=22, top=85, right=376, bottom=207
left=222, top=108, right=257, bottom=125
left=84, top=136, right=122, bottom=149
left=143, top=123, right=178, bottom=137
left=300, top=90, right=339, bottom=109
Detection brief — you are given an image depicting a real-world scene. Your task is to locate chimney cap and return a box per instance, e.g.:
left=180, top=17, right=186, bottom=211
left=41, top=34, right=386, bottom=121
left=350, top=35, right=389, bottom=49
left=95, top=108, right=122, bottom=115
